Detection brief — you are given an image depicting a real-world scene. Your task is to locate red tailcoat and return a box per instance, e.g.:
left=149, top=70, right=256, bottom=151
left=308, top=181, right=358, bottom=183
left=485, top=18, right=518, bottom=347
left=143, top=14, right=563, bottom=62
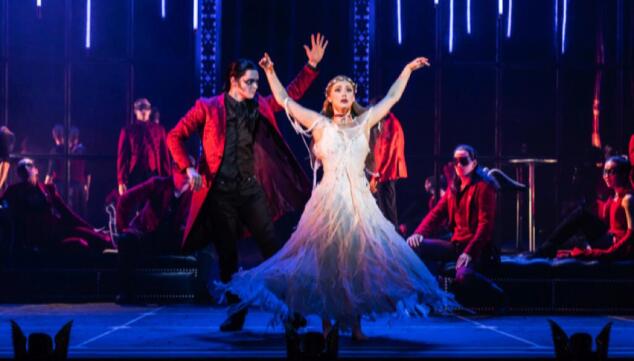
left=117, top=121, right=172, bottom=185
left=368, top=113, right=408, bottom=182
left=414, top=178, right=497, bottom=259
left=167, top=65, right=317, bottom=252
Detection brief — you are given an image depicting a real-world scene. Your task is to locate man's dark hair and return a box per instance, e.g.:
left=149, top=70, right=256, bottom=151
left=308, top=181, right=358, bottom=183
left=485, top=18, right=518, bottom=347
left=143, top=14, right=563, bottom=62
left=223, top=59, right=258, bottom=92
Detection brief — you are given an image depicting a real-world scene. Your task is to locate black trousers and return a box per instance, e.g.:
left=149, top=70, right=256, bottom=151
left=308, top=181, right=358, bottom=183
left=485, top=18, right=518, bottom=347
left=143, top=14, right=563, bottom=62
left=413, top=238, right=504, bottom=307
left=200, top=177, right=279, bottom=302
left=374, top=180, right=398, bottom=226
left=545, top=205, right=610, bottom=250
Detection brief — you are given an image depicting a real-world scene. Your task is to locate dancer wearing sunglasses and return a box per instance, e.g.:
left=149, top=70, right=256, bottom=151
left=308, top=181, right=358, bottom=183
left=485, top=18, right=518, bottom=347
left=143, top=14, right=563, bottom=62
left=534, top=156, right=634, bottom=260
left=407, top=144, right=505, bottom=308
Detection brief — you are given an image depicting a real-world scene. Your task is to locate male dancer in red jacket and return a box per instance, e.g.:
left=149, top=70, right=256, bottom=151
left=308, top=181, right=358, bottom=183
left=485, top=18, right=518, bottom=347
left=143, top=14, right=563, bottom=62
left=168, top=34, right=327, bottom=331
left=407, top=144, right=504, bottom=307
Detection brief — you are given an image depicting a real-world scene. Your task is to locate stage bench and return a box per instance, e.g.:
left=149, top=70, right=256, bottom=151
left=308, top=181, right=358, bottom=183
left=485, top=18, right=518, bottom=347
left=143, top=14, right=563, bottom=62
left=0, top=249, right=200, bottom=303
left=441, top=256, right=634, bottom=313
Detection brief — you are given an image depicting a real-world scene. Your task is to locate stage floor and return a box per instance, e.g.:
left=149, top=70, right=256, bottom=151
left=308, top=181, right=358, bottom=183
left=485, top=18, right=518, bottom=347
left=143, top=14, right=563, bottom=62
left=1, top=304, right=633, bottom=359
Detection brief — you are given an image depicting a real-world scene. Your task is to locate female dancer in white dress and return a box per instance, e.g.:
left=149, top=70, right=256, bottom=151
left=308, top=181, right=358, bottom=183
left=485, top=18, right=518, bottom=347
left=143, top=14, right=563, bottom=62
left=222, top=52, right=455, bottom=340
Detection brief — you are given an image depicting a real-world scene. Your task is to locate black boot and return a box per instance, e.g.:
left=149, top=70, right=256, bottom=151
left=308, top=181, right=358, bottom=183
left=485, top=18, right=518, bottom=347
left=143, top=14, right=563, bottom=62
left=219, top=309, right=247, bottom=332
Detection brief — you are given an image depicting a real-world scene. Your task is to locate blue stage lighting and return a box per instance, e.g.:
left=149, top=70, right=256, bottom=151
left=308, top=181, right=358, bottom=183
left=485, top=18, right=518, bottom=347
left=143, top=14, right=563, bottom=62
left=397, top=0, right=402, bottom=44
left=561, top=0, right=567, bottom=53
left=161, top=0, right=166, bottom=19
left=193, top=0, right=198, bottom=30
left=506, top=0, right=512, bottom=38
left=466, top=0, right=471, bottom=34
left=449, top=0, right=454, bottom=52
left=85, top=0, right=91, bottom=48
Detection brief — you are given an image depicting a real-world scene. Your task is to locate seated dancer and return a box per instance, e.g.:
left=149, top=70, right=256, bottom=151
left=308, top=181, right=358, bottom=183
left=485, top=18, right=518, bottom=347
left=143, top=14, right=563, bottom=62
left=115, top=167, right=192, bottom=304
left=0, top=126, right=15, bottom=190
left=366, top=112, right=407, bottom=227
left=535, top=156, right=633, bottom=260
left=0, top=158, right=112, bottom=254
left=407, top=145, right=504, bottom=307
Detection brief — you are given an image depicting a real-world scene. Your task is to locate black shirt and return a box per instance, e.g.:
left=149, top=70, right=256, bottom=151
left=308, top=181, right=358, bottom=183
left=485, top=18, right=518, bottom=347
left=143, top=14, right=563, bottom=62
left=216, top=93, right=257, bottom=181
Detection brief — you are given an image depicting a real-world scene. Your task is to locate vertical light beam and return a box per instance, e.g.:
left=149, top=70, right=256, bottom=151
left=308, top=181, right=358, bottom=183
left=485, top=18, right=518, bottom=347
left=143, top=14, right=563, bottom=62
left=561, top=0, right=567, bottom=53
left=554, top=0, right=559, bottom=36
left=449, top=0, right=454, bottom=52
left=397, top=0, right=402, bottom=44
left=161, top=0, right=166, bottom=19
left=498, top=0, right=503, bottom=15
left=506, top=0, right=513, bottom=38
left=466, top=0, right=471, bottom=34
left=434, top=0, right=439, bottom=6
left=193, top=0, right=198, bottom=30
left=36, top=0, right=42, bottom=7
left=85, top=0, right=91, bottom=48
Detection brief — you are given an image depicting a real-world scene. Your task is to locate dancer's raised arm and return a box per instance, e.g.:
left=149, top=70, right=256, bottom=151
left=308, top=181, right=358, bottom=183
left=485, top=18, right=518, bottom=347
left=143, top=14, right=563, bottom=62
left=367, top=57, right=430, bottom=130
left=259, top=53, right=323, bottom=130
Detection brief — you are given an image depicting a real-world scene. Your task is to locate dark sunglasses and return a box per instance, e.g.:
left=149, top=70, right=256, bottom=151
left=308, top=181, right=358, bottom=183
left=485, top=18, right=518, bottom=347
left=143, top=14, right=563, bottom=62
left=453, top=156, right=472, bottom=167
left=243, top=78, right=259, bottom=86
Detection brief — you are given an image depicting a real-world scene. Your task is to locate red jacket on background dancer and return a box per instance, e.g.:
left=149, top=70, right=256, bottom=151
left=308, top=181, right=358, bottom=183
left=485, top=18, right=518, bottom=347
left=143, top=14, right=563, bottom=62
left=366, top=112, right=408, bottom=226
left=412, top=164, right=496, bottom=260
left=117, top=98, right=171, bottom=195
left=368, top=112, right=408, bottom=184
left=407, top=144, right=503, bottom=308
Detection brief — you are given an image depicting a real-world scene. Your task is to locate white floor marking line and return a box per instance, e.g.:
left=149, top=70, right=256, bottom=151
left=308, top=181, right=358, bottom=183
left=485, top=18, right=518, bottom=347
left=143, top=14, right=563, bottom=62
left=75, top=307, right=164, bottom=348
left=454, top=315, right=546, bottom=348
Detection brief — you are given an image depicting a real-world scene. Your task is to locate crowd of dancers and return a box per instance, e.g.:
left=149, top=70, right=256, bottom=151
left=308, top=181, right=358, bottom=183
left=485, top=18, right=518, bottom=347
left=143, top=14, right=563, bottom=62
left=1, top=33, right=633, bottom=340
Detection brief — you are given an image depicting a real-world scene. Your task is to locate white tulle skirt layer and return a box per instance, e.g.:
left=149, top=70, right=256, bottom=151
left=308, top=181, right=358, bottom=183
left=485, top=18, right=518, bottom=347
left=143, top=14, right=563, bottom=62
left=219, top=172, right=455, bottom=328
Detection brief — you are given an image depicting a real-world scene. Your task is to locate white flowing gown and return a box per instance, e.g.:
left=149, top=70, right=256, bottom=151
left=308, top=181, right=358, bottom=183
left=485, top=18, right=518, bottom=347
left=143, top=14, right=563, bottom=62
left=221, top=108, right=455, bottom=327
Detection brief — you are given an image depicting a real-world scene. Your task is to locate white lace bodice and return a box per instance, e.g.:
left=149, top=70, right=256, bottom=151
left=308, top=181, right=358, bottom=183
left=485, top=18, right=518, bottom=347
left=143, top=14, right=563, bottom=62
left=312, top=110, right=372, bottom=184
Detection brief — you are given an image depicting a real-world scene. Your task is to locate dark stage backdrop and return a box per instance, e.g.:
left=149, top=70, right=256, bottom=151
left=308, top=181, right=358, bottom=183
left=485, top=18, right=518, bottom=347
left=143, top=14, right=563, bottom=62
left=1, top=0, right=634, bottom=246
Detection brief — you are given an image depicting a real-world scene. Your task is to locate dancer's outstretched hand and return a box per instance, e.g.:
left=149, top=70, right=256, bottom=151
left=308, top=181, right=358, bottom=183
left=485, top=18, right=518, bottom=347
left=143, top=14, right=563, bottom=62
left=405, top=57, right=431, bottom=72
left=304, top=33, right=329, bottom=68
left=259, top=52, right=274, bottom=73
